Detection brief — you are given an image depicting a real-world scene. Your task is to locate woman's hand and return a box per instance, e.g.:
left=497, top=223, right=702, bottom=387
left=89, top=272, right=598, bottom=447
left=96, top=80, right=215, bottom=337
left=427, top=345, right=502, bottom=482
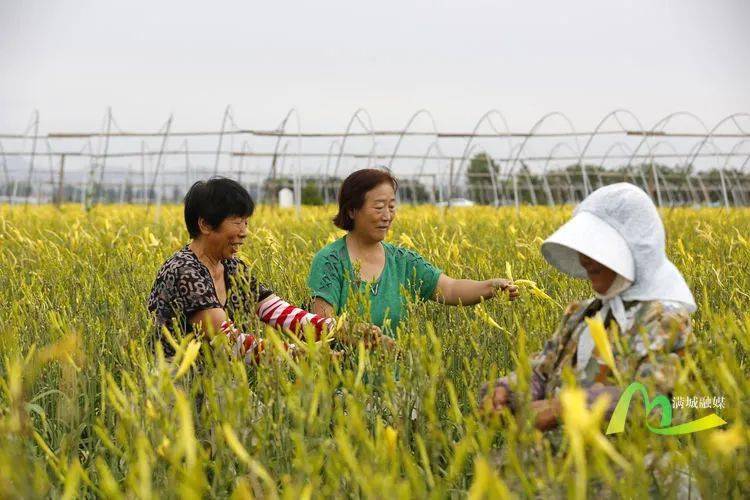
left=480, top=383, right=559, bottom=430
left=490, top=384, right=511, bottom=411
left=435, top=275, right=520, bottom=305
left=488, top=278, right=520, bottom=301
left=479, top=379, right=511, bottom=413
left=337, top=320, right=395, bottom=350
left=530, top=398, right=561, bottom=431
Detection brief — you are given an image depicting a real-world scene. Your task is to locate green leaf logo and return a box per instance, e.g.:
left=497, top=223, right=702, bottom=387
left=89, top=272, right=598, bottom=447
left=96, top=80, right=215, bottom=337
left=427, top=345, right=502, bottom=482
left=606, top=382, right=727, bottom=435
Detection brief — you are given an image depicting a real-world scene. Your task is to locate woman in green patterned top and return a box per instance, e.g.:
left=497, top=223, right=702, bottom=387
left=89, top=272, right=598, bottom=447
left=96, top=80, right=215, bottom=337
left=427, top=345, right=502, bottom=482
left=307, top=168, right=519, bottom=336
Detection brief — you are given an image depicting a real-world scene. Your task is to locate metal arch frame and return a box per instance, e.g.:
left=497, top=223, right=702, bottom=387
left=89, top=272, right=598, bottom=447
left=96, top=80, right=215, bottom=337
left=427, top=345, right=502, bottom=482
left=575, top=108, right=644, bottom=196
left=183, top=139, right=193, bottom=194
left=683, top=113, right=750, bottom=207
left=641, top=140, right=686, bottom=206
left=4, top=107, right=750, bottom=207
left=500, top=142, right=532, bottom=206
left=323, top=139, right=342, bottom=179
left=332, top=108, right=375, bottom=180
left=739, top=147, right=750, bottom=174
left=459, top=142, right=497, bottom=205
left=145, top=114, right=174, bottom=212
left=286, top=108, right=304, bottom=212
left=674, top=138, right=718, bottom=205
left=684, top=113, right=750, bottom=169
left=235, top=140, right=251, bottom=185
left=515, top=160, right=538, bottom=206
left=507, top=111, right=580, bottom=209
left=79, top=139, right=94, bottom=203
left=0, top=140, right=11, bottom=203
left=92, top=107, right=114, bottom=206
left=267, top=108, right=302, bottom=177
left=367, top=140, right=380, bottom=171
left=596, top=142, right=636, bottom=188
left=416, top=140, right=447, bottom=204
left=386, top=109, right=440, bottom=171
left=626, top=111, right=711, bottom=167
left=265, top=108, right=303, bottom=212
left=720, top=139, right=750, bottom=205
left=541, top=141, right=583, bottom=205
left=680, top=137, right=725, bottom=205
left=140, top=140, right=149, bottom=204
left=624, top=111, right=711, bottom=197
left=690, top=137, right=732, bottom=207
left=276, top=141, right=291, bottom=178
left=21, top=110, right=40, bottom=206
left=322, top=139, right=341, bottom=204
left=213, top=105, right=232, bottom=175
left=452, top=109, right=513, bottom=205
left=44, top=138, right=57, bottom=204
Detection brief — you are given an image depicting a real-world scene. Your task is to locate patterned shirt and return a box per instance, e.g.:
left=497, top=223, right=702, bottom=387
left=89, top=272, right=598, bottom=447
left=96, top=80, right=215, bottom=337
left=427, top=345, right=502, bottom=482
left=147, top=245, right=273, bottom=357
left=483, top=298, right=693, bottom=414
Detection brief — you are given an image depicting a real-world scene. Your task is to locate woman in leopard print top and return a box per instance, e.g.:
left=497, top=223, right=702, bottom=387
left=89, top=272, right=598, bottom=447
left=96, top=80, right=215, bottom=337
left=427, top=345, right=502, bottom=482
left=148, top=177, right=333, bottom=360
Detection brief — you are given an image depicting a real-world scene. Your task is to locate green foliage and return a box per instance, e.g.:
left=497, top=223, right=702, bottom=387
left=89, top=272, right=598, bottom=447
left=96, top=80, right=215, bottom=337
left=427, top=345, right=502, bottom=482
left=466, top=153, right=500, bottom=204
left=301, top=180, right=324, bottom=206
left=0, top=205, right=748, bottom=497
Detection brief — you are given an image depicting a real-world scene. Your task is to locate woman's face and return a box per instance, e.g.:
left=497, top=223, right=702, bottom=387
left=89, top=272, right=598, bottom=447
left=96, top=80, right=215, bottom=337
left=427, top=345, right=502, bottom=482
left=350, top=182, right=397, bottom=242
left=578, top=253, right=617, bottom=295
left=201, top=215, right=249, bottom=260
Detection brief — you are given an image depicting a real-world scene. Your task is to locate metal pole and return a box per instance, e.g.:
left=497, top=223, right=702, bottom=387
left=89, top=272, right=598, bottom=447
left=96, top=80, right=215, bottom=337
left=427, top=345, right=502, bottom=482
left=23, top=111, right=40, bottom=207
left=447, top=159, right=454, bottom=204
left=146, top=115, right=173, bottom=212
left=718, top=168, right=730, bottom=208
left=542, top=172, right=554, bottom=205
left=214, top=106, right=230, bottom=175
left=185, top=139, right=191, bottom=195
left=155, top=172, right=163, bottom=222
left=95, top=108, right=113, bottom=205
left=56, top=154, right=66, bottom=207
left=651, top=163, right=663, bottom=207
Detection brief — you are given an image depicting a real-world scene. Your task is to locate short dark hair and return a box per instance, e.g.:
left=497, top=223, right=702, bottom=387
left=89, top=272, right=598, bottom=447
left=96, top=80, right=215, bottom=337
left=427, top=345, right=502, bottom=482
left=184, top=177, right=255, bottom=238
left=333, top=168, right=398, bottom=231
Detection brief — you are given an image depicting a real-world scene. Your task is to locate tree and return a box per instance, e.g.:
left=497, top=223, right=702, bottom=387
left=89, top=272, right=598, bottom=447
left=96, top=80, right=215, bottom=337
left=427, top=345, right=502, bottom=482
left=399, top=178, right=432, bottom=204
left=301, top=180, right=324, bottom=205
left=466, top=153, right=499, bottom=204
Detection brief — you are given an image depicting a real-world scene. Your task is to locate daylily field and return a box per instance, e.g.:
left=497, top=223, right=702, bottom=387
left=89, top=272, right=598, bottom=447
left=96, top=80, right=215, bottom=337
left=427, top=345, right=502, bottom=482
left=0, top=204, right=748, bottom=498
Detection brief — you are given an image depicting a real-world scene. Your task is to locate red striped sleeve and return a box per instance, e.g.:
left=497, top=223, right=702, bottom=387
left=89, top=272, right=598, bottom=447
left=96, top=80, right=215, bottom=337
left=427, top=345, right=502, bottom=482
left=272, top=305, right=297, bottom=329
left=287, top=310, right=308, bottom=330
left=259, top=297, right=283, bottom=319
left=261, top=302, right=285, bottom=323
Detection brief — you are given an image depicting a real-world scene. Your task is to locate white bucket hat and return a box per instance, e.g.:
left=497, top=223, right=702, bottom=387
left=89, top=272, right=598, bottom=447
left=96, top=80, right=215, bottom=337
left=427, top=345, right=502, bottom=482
left=541, top=183, right=696, bottom=312
left=542, top=210, right=635, bottom=281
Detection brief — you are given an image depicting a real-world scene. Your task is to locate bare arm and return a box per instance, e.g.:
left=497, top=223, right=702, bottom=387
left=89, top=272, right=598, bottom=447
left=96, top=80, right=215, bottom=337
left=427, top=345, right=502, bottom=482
left=189, top=307, right=230, bottom=337
left=481, top=382, right=560, bottom=431
left=311, top=296, right=335, bottom=318
left=433, top=274, right=519, bottom=305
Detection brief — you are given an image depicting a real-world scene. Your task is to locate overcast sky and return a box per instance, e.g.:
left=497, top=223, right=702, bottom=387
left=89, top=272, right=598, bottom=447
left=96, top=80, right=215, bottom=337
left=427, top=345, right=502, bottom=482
left=1, top=0, right=748, bottom=135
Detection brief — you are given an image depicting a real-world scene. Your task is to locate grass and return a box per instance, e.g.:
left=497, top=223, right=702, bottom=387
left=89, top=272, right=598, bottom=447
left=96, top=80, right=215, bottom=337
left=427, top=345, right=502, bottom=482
left=0, top=204, right=748, bottom=498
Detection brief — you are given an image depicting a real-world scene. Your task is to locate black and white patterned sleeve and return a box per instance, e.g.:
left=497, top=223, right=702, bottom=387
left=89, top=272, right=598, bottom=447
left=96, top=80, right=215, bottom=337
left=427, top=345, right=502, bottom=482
left=175, top=259, right=223, bottom=318
left=148, top=254, right=223, bottom=331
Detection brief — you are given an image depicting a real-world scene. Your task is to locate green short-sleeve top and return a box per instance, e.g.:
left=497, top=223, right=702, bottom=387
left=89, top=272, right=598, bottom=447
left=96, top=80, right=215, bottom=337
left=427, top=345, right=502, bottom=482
left=307, top=236, right=442, bottom=335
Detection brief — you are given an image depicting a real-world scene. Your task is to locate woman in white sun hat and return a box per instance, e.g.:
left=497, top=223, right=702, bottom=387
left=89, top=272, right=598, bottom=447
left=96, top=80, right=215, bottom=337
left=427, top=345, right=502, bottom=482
left=480, top=182, right=696, bottom=431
